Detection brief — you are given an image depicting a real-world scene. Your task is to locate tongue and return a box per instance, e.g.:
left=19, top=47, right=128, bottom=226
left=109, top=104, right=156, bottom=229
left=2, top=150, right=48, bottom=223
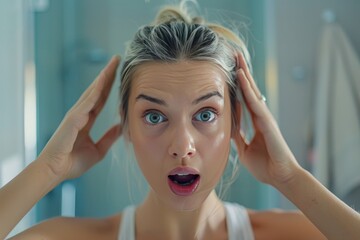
left=168, top=174, right=198, bottom=185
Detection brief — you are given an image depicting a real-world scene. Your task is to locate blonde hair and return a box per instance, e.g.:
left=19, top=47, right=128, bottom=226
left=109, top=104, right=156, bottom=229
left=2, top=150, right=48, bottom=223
left=119, top=1, right=250, bottom=199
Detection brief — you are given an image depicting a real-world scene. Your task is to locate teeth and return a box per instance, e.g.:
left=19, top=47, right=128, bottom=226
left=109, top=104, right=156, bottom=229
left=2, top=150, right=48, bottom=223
left=177, top=173, right=188, bottom=176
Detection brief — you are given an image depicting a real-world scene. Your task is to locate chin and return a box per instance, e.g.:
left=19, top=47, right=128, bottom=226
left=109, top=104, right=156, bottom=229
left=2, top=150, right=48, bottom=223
left=157, top=187, right=214, bottom=212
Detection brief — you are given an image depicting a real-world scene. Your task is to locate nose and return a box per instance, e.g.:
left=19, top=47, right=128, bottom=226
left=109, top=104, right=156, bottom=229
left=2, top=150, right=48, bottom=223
left=168, top=124, right=196, bottom=160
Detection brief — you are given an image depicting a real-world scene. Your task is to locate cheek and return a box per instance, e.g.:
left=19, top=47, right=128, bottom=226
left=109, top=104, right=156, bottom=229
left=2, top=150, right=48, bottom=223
left=131, top=137, right=163, bottom=188
left=204, top=131, right=231, bottom=164
left=131, top=124, right=167, bottom=159
left=200, top=119, right=231, bottom=174
left=132, top=129, right=160, bottom=162
left=130, top=120, right=167, bottom=181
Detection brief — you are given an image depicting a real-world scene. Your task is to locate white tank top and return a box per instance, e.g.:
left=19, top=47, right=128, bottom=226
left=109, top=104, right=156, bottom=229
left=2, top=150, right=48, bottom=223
left=118, top=202, right=255, bottom=240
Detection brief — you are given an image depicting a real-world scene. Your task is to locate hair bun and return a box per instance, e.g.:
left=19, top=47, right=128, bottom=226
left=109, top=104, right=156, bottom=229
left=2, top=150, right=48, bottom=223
left=154, top=7, right=192, bottom=25
left=192, top=16, right=204, bottom=24
left=154, top=0, right=203, bottom=25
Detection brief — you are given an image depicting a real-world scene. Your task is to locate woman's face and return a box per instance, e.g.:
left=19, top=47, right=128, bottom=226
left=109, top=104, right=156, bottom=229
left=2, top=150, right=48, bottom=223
left=127, top=61, right=232, bottom=210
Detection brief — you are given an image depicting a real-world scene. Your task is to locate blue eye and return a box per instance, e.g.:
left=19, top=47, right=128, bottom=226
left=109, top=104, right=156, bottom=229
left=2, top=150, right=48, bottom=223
left=144, top=111, right=167, bottom=125
left=194, top=109, right=216, bottom=122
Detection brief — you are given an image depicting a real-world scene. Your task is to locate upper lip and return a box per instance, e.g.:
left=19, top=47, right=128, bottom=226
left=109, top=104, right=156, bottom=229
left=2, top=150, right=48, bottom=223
left=168, top=167, right=200, bottom=176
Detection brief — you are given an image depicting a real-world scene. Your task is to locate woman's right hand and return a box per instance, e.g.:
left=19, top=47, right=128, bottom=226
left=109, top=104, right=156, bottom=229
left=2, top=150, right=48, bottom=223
left=37, top=56, right=122, bottom=181
left=232, top=53, right=301, bottom=186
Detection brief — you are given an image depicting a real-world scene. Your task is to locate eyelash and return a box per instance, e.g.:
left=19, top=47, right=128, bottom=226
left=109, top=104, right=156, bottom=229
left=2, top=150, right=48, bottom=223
left=142, top=108, right=219, bottom=125
left=143, top=110, right=167, bottom=125
left=193, top=108, right=218, bottom=122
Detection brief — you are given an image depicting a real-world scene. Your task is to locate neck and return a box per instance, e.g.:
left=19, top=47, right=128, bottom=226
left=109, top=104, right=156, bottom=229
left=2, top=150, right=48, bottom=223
left=136, top=190, right=227, bottom=240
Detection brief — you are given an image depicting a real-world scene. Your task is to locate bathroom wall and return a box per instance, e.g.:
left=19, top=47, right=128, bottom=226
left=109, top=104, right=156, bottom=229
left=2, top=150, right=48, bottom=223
left=267, top=0, right=360, bottom=208
left=34, top=0, right=274, bottom=221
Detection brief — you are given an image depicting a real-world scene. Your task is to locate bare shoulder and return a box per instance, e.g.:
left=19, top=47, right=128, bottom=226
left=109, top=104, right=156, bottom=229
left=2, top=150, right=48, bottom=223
left=9, top=214, right=123, bottom=240
left=247, top=208, right=326, bottom=240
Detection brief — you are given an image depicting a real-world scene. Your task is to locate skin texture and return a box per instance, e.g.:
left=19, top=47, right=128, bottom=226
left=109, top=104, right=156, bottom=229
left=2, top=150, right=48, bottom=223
left=2, top=55, right=359, bottom=240
left=128, top=61, right=231, bottom=210
left=127, top=61, right=232, bottom=239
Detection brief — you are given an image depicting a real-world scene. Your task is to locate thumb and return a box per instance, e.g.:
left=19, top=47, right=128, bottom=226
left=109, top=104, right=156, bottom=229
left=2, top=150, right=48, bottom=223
left=96, top=124, right=122, bottom=159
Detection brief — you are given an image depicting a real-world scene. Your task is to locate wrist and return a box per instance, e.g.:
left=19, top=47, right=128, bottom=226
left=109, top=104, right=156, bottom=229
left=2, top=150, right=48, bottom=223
left=271, top=161, right=306, bottom=191
left=34, top=156, right=65, bottom=187
left=273, top=165, right=310, bottom=196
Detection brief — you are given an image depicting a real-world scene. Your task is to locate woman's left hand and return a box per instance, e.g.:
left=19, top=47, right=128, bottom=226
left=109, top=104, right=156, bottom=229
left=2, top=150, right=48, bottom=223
left=232, top=53, right=301, bottom=186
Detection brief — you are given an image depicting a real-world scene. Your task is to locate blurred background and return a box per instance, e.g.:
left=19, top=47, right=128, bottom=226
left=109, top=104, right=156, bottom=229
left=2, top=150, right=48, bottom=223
left=1, top=0, right=360, bottom=237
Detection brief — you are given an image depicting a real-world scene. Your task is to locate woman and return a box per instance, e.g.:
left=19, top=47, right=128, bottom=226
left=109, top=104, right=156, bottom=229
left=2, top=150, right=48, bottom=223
left=1, top=3, right=359, bottom=240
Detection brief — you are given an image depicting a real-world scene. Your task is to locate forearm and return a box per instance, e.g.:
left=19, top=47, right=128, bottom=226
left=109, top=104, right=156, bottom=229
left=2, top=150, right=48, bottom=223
left=276, top=167, right=360, bottom=240
left=0, top=158, right=61, bottom=239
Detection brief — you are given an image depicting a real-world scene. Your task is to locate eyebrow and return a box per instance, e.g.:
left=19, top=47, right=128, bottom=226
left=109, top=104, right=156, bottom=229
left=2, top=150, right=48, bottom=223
left=136, top=94, right=167, bottom=106
left=192, top=91, right=223, bottom=105
left=135, top=91, right=223, bottom=106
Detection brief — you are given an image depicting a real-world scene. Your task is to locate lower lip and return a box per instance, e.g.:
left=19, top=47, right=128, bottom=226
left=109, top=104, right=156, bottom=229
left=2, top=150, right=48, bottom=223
left=167, top=177, right=200, bottom=196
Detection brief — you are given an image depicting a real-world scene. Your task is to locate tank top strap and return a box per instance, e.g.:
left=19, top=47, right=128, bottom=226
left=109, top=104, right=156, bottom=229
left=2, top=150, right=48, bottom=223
left=118, top=203, right=254, bottom=240
left=224, top=202, right=255, bottom=240
left=118, top=205, right=136, bottom=240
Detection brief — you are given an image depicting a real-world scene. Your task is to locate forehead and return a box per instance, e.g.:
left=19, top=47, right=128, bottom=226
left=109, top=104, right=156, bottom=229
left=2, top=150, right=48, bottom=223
left=131, top=61, right=228, bottom=95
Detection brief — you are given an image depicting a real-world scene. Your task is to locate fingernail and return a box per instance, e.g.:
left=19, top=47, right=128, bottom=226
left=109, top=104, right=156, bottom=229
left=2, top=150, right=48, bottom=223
left=113, top=55, right=121, bottom=61
left=237, top=68, right=244, bottom=75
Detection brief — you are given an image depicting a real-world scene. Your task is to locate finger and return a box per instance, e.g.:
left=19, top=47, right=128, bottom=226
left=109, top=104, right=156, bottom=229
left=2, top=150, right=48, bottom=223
left=45, top=57, right=121, bottom=155
left=62, top=65, right=112, bottom=133
left=69, top=56, right=120, bottom=131
left=238, top=67, right=280, bottom=141
left=233, top=130, right=247, bottom=156
left=75, top=56, right=120, bottom=108
left=237, top=68, right=266, bottom=117
left=85, top=57, right=120, bottom=131
left=75, top=55, right=120, bottom=112
left=96, top=124, right=122, bottom=158
left=236, top=53, right=262, bottom=99
left=83, top=55, right=121, bottom=131
left=75, top=75, right=99, bottom=106
left=92, top=55, right=121, bottom=113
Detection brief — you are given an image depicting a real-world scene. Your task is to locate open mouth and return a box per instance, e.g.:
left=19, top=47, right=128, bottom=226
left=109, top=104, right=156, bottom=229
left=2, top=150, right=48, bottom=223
left=168, top=174, right=200, bottom=186
left=167, top=172, right=200, bottom=196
